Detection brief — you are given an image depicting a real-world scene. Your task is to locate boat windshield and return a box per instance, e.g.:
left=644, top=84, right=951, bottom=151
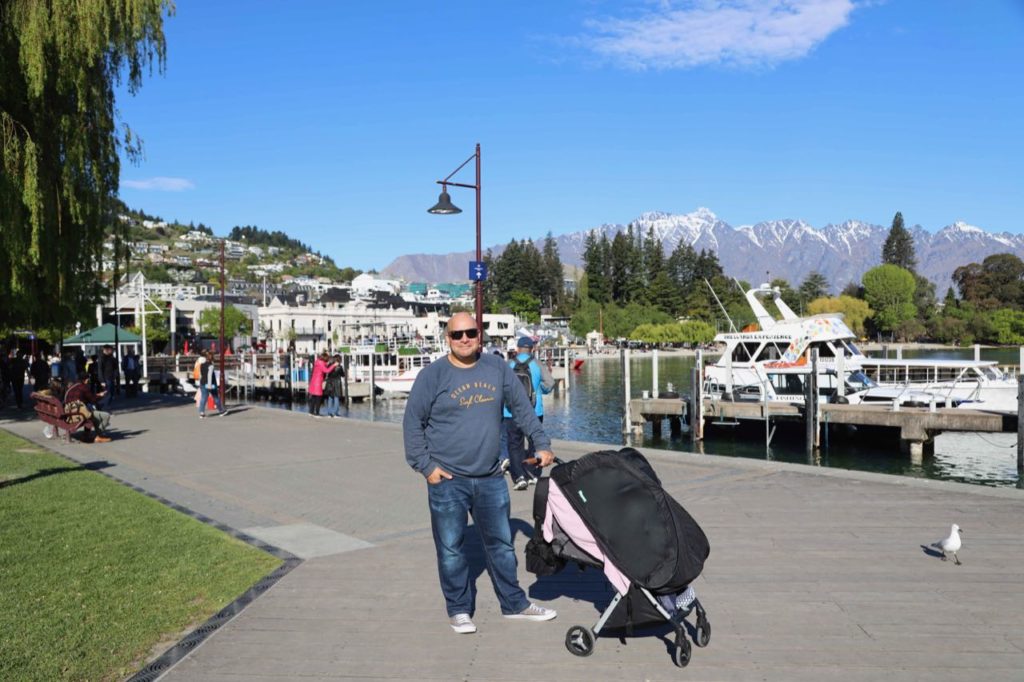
left=981, top=366, right=1003, bottom=380
left=841, top=340, right=862, bottom=356
left=846, top=371, right=877, bottom=390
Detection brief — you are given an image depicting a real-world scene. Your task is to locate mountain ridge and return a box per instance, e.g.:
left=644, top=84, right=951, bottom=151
left=382, top=208, right=1024, bottom=293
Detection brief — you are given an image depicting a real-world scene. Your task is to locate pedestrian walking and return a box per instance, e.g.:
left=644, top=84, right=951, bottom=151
left=403, top=312, right=558, bottom=634
left=198, top=351, right=224, bottom=418
left=503, top=337, right=555, bottom=490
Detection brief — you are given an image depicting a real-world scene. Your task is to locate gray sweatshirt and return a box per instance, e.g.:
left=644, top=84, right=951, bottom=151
left=403, top=352, right=552, bottom=477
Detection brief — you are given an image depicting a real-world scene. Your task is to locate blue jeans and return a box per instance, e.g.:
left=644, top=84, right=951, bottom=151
left=325, top=395, right=340, bottom=416
left=427, top=475, right=529, bottom=617
left=198, top=385, right=222, bottom=415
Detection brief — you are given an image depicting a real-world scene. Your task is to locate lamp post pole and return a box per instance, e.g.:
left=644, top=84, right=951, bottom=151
left=219, top=239, right=226, bottom=406
left=428, top=143, right=483, bottom=338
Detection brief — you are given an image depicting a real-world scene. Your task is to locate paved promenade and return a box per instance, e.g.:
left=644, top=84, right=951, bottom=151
left=4, top=395, right=1024, bottom=681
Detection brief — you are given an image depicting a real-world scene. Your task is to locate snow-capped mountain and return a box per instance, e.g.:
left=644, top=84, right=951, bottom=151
left=381, top=209, right=1024, bottom=293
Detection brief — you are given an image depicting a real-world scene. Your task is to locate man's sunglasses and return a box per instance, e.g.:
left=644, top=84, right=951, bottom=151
left=448, top=328, right=479, bottom=340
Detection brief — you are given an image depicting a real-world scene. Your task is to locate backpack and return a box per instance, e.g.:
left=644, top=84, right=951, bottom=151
left=513, top=357, right=536, bottom=406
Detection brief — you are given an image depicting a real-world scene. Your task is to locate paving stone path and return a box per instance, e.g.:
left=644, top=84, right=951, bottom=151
left=4, top=395, right=1024, bottom=681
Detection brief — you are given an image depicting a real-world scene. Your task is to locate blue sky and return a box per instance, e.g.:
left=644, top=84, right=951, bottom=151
left=116, top=0, right=1024, bottom=271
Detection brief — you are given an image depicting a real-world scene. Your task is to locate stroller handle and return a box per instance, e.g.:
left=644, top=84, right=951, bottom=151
left=522, top=456, right=565, bottom=467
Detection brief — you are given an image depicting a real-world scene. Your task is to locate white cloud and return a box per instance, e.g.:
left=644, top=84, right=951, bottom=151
left=121, top=176, right=196, bottom=191
left=579, top=0, right=857, bottom=69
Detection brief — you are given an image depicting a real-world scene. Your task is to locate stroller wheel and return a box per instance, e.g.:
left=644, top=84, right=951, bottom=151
left=673, top=633, right=692, bottom=668
left=565, top=625, right=595, bottom=657
left=695, top=618, right=711, bottom=647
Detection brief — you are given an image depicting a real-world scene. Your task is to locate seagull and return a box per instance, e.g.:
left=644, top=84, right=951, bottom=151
left=931, top=524, right=963, bottom=565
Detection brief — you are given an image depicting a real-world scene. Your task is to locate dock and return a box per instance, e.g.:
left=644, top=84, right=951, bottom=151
left=630, top=397, right=1017, bottom=462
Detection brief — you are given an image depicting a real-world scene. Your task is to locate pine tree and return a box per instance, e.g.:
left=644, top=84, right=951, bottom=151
left=583, top=232, right=611, bottom=304
left=881, top=211, right=917, bottom=272
left=540, top=232, right=564, bottom=311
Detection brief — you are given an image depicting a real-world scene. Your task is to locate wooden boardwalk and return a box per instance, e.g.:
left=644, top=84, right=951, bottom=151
left=4, top=397, right=1024, bottom=681
left=630, top=397, right=1016, bottom=459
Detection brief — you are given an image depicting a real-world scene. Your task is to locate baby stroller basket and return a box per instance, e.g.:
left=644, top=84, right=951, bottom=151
left=525, top=448, right=711, bottom=667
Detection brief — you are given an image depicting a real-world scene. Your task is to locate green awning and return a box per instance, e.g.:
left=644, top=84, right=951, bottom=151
left=63, top=323, right=142, bottom=346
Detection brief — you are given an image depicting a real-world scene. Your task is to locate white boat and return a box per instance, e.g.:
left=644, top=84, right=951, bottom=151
left=856, top=357, right=1017, bottom=413
left=702, top=284, right=1005, bottom=410
left=374, top=366, right=426, bottom=394
left=703, top=284, right=866, bottom=404
left=345, top=344, right=443, bottom=396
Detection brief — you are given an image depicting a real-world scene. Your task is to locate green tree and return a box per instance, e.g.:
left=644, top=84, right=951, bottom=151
left=540, top=232, right=564, bottom=311
left=1, top=0, right=170, bottom=330
left=198, top=304, right=252, bottom=337
left=953, top=253, right=1024, bottom=309
left=862, top=265, right=917, bottom=337
left=583, top=232, right=611, bottom=304
left=798, top=272, right=830, bottom=308
left=881, top=211, right=917, bottom=272
left=128, top=299, right=169, bottom=354
left=987, top=309, right=1024, bottom=345
left=648, top=270, right=682, bottom=316
left=806, top=295, right=873, bottom=337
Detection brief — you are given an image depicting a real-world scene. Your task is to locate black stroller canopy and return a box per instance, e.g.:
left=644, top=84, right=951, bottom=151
left=550, top=447, right=710, bottom=593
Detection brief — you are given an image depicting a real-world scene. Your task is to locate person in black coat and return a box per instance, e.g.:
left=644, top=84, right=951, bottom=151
left=98, top=345, right=119, bottom=407
left=30, top=353, right=50, bottom=391
left=7, top=351, right=28, bottom=409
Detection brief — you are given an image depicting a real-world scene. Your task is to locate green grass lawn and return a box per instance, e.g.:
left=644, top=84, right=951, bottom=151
left=0, top=429, right=282, bottom=681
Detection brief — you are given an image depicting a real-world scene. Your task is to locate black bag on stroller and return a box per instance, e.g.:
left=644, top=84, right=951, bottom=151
left=525, top=447, right=711, bottom=667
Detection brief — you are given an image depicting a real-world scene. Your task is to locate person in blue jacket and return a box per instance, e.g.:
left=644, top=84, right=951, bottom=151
left=503, top=336, right=554, bottom=490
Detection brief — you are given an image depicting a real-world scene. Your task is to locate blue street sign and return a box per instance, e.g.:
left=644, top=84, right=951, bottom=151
left=469, top=261, right=488, bottom=281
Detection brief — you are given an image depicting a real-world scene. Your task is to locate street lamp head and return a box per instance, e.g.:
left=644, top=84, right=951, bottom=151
left=427, top=186, right=462, bottom=215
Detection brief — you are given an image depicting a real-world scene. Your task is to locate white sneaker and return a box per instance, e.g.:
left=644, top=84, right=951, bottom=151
left=504, top=603, right=557, bottom=621
left=449, top=613, right=477, bottom=634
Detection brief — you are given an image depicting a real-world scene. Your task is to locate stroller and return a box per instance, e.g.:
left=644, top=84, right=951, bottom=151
left=525, top=447, right=711, bottom=667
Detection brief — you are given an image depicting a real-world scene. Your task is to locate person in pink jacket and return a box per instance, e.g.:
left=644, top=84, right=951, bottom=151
left=308, top=351, right=337, bottom=418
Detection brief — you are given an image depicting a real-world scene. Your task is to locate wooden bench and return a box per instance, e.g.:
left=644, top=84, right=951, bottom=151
left=30, top=392, right=95, bottom=442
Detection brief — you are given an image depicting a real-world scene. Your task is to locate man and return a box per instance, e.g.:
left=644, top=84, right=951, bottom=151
left=403, top=312, right=558, bottom=634
left=7, top=350, right=27, bottom=409
left=503, top=337, right=554, bottom=490
left=98, top=345, right=119, bottom=408
left=122, top=348, right=141, bottom=397
left=64, top=372, right=113, bottom=442
left=198, top=350, right=224, bottom=418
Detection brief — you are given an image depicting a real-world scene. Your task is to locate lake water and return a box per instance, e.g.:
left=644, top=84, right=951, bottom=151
left=264, top=349, right=1023, bottom=489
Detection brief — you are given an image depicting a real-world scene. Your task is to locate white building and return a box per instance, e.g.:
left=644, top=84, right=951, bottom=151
left=351, top=273, right=401, bottom=298
left=257, top=294, right=444, bottom=355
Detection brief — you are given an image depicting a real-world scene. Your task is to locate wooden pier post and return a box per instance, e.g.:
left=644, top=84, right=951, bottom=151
left=1018, top=376, right=1023, bottom=486
left=343, top=354, right=351, bottom=408
left=369, top=351, right=376, bottom=405
left=621, top=348, right=632, bottom=435
left=806, top=349, right=820, bottom=458
left=691, top=349, right=703, bottom=442
left=652, top=348, right=659, bottom=399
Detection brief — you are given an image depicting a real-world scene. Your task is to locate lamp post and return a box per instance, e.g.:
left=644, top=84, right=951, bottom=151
left=219, top=239, right=226, bottom=406
left=428, top=143, right=483, bottom=339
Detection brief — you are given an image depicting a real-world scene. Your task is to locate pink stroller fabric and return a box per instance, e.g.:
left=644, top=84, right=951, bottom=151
left=542, top=479, right=631, bottom=595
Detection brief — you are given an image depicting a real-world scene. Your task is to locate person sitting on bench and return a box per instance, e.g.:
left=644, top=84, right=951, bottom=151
left=64, top=372, right=113, bottom=442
